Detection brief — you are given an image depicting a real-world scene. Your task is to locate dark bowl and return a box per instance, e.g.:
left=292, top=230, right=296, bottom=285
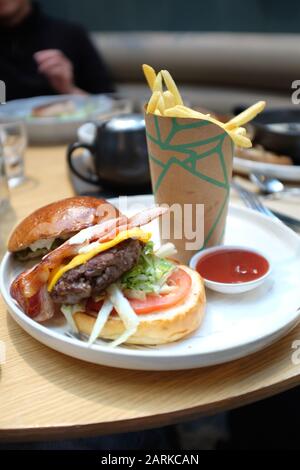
left=234, top=107, right=300, bottom=165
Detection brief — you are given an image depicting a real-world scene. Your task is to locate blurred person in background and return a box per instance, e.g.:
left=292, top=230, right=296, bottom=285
left=0, top=0, right=114, bottom=100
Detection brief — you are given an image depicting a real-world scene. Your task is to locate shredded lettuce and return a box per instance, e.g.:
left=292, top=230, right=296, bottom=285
left=121, top=242, right=175, bottom=295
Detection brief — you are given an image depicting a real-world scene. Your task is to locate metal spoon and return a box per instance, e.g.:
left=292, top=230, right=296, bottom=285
left=250, top=173, right=300, bottom=199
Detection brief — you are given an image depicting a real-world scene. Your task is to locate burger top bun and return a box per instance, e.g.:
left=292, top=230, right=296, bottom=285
left=8, top=196, right=119, bottom=253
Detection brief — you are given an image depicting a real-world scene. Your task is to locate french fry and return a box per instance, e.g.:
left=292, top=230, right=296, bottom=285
left=153, top=72, right=163, bottom=92
left=234, top=127, right=247, bottom=136
left=178, top=106, right=211, bottom=119
left=164, top=106, right=193, bottom=118
left=146, top=91, right=161, bottom=114
left=171, top=106, right=228, bottom=131
left=225, top=101, right=266, bottom=130
left=161, top=70, right=183, bottom=105
left=156, top=94, right=165, bottom=114
left=142, top=64, right=156, bottom=91
left=228, top=132, right=252, bottom=148
left=163, top=90, right=176, bottom=109
left=165, top=105, right=251, bottom=147
left=165, top=105, right=210, bottom=120
left=143, top=64, right=265, bottom=148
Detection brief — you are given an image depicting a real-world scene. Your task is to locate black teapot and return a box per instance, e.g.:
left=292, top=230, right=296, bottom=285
left=67, top=114, right=151, bottom=192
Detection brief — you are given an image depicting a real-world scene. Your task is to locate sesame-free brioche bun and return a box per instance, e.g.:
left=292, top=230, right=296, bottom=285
left=74, top=266, right=206, bottom=345
left=8, top=196, right=119, bottom=253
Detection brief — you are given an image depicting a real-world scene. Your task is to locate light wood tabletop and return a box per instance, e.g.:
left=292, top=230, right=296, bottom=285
left=0, top=146, right=299, bottom=442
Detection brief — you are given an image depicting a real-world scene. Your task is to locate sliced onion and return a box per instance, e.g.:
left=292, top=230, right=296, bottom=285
left=155, top=243, right=177, bottom=258
left=88, top=299, right=114, bottom=346
left=109, top=326, right=137, bottom=348
left=30, top=237, right=55, bottom=252
left=159, top=284, right=177, bottom=294
left=107, top=284, right=139, bottom=347
left=123, top=289, right=147, bottom=301
left=61, top=304, right=81, bottom=333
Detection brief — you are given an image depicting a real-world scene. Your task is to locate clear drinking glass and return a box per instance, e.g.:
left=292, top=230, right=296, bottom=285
left=0, top=141, right=15, bottom=259
left=0, top=140, right=9, bottom=211
left=0, top=120, right=27, bottom=188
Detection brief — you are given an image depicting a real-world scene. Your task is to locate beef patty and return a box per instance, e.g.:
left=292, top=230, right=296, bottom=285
left=50, top=238, right=141, bottom=304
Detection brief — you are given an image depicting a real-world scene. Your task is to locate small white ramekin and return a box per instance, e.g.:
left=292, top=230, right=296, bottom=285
left=189, top=245, right=271, bottom=294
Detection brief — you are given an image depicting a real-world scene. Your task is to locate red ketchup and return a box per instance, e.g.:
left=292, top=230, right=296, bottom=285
left=196, top=248, right=269, bottom=284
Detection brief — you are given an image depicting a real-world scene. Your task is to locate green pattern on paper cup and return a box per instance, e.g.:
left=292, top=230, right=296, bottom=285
left=145, top=114, right=234, bottom=255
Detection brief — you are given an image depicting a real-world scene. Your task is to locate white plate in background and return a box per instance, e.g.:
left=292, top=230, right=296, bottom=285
left=0, top=94, right=113, bottom=144
left=234, top=156, right=300, bottom=182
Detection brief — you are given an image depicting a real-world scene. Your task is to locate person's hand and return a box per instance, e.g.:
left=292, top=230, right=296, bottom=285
left=34, top=49, right=77, bottom=94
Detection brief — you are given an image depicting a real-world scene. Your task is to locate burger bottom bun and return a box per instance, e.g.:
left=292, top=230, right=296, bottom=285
left=73, top=266, right=206, bottom=345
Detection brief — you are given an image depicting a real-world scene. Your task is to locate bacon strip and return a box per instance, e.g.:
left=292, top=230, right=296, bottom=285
left=10, top=276, right=58, bottom=321
left=97, top=206, right=168, bottom=243
left=65, top=215, right=128, bottom=246
left=128, top=206, right=168, bottom=228
left=10, top=206, right=169, bottom=321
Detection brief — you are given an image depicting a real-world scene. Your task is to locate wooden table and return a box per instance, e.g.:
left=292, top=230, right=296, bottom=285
left=0, top=146, right=299, bottom=442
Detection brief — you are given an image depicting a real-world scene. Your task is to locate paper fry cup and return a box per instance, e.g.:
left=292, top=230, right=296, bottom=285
left=144, top=112, right=234, bottom=264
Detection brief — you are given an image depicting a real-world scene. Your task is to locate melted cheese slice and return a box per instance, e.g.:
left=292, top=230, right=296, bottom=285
left=47, top=228, right=151, bottom=292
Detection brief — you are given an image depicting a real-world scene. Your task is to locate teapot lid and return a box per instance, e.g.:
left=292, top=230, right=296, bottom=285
left=106, top=114, right=145, bottom=132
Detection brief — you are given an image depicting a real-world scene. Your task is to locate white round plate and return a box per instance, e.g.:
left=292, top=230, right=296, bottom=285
left=1, top=196, right=300, bottom=370
left=234, top=156, right=300, bottom=182
left=0, top=94, right=113, bottom=145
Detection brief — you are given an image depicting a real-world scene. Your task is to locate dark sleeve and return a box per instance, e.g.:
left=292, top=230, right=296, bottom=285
left=71, top=26, right=115, bottom=94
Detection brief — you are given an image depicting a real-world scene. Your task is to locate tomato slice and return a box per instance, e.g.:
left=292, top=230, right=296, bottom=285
left=86, top=297, right=105, bottom=313
left=85, top=268, right=191, bottom=315
left=129, top=268, right=191, bottom=314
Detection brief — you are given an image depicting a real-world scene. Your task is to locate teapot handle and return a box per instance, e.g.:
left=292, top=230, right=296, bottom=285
left=67, top=142, right=101, bottom=185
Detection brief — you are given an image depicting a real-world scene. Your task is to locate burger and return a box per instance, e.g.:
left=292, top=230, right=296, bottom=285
left=10, top=203, right=206, bottom=345
left=8, top=196, right=119, bottom=261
